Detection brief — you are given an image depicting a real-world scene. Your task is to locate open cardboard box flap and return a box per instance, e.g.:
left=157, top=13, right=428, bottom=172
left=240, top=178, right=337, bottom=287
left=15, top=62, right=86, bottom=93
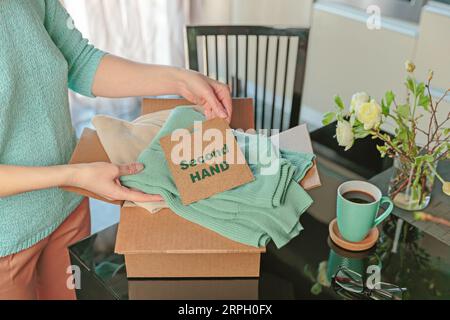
left=63, top=97, right=321, bottom=277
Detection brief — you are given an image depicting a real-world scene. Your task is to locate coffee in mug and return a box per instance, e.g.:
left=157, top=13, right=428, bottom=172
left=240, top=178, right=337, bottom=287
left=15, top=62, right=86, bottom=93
left=342, top=191, right=376, bottom=204
left=336, top=181, right=394, bottom=242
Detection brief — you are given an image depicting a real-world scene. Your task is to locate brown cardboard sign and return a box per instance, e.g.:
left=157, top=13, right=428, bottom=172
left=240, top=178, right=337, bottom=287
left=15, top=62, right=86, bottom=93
left=160, top=118, right=254, bottom=205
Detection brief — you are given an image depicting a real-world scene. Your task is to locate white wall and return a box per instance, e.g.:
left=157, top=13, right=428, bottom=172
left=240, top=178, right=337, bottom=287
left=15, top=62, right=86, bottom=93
left=230, top=0, right=313, bottom=27
left=300, top=2, right=418, bottom=129
left=413, top=1, right=450, bottom=144
left=190, top=0, right=313, bottom=27
left=190, top=0, right=232, bottom=25
left=414, top=1, right=450, bottom=90
left=300, top=1, right=449, bottom=137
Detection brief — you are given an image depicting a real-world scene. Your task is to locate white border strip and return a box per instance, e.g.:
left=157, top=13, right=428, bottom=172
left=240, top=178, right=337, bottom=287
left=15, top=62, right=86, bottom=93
left=314, top=1, right=419, bottom=38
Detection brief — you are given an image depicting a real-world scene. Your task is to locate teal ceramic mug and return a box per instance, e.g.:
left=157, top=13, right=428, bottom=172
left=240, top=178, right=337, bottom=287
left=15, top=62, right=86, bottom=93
left=337, top=181, right=393, bottom=242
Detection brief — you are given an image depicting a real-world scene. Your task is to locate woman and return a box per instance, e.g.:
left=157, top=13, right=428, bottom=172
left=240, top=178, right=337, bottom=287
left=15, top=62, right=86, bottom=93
left=0, top=0, right=232, bottom=300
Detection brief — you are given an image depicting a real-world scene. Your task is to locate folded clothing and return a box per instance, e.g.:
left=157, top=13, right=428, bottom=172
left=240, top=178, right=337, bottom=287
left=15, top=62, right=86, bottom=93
left=92, top=109, right=172, bottom=165
left=93, top=109, right=172, bottom=213
left=121, top=106, right=314, bottom=248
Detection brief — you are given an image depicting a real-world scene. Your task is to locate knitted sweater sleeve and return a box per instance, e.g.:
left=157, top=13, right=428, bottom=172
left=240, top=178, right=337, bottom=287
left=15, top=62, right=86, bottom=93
left=43, top=0, right=106, bottom=97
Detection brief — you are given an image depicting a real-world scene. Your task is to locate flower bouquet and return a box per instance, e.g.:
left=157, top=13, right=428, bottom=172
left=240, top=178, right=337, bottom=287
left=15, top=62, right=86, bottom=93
left=322, top=61, right=449, bottom=211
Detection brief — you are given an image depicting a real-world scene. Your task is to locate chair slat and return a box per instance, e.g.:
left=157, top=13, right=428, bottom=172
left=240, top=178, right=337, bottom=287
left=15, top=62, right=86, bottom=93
left=235, top=35, right=239, bottom=97
left=270, top=36, right=280, bottom=130
left=225, top=35, right=229, bottom=86
left=205, top=36, right=209, bottom=77
left=290, top=35, right=308, bottom=128
left=245, top=35, right=248, bottom=97
left=262, top=36, right=269, bottom=129
left=280, top=37, right=291, bottom=131
left=214, top=35, right=218, bottom=81
left=254, top=35, right=259, bottom=127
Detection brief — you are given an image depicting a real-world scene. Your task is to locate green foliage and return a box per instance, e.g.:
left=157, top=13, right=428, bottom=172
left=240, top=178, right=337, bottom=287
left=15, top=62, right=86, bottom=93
left=385, top=90, right=395, bottom=106
left=431, top=143, right=447, bottom=158
left=396, top=127, right=408, bottom=142
left=336, top=112, right=344, bottom=122
left=334, top=95, right=345, bottom=111
left=396, top=104, right=410, bottom=119
left=353, top=124, right=370, bottom=139
left=322, top=111, right=335, bottom=125
left=405, top=76, right=416, bottom=93
left=416, top=82, right=425, bottom=97
left=376, top=144, right=388, bottom=157
left=325, top=63, right=448, bottom=168
left=443, top=128, right=450, bottom=136
left=382, top=91, right=395, bottom=116
left=418, top=94, right=430, bottom=111
left=310, top=283, right=322, bottom=295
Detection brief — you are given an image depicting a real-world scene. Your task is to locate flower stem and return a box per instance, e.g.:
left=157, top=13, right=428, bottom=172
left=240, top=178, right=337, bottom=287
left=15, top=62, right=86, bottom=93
left=426, top=162, right=444, bottom=184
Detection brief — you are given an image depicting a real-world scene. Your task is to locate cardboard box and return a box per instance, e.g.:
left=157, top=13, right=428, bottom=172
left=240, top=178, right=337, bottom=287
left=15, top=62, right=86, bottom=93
left=116, top=206, right=264, bottom=278
left=64, top=98, right=320, bottom=278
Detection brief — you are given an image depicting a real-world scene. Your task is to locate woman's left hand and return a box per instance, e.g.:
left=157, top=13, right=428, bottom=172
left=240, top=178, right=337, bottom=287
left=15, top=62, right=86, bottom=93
left=93, top=55, right=233, bottom=122
left=176, top=69, right=233, bottom=122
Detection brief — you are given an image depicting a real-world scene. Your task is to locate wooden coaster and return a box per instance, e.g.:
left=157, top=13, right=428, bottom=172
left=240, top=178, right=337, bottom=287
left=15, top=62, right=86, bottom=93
left=327, top=237, right=375, bottom=258
left=329, top=218, right=379, bottom=252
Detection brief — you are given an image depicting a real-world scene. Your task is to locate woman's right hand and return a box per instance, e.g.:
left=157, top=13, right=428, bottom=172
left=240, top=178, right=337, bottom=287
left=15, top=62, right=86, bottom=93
left=68, top=162, right=163, bottom=202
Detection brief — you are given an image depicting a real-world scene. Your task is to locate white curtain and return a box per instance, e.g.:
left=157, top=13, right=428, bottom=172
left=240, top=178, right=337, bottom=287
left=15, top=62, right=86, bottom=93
left=62, top=0, right=191, bottom=135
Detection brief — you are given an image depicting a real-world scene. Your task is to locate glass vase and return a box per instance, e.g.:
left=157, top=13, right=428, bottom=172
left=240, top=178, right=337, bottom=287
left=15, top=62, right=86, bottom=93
left=388, top=155, right=436, bottom=211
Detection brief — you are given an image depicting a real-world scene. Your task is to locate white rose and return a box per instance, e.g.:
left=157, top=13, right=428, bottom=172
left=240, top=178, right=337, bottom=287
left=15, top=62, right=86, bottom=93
left=336, top=120, right=354, bottom=151
left=350, top=92, right=370, bottom=113
left=356, top=99, right=382, bottom=130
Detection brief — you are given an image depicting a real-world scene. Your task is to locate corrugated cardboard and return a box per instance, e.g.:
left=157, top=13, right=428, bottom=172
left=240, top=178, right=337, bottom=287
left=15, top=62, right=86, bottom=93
left=64, top=97, right=321, bottom=278
left=128, top=278, right=259, bottom=300
left=160, top=117, right=254, bottom=205
left=141, top=98, right=255, bottom=131
left=116, top=206, right=264, bottom=278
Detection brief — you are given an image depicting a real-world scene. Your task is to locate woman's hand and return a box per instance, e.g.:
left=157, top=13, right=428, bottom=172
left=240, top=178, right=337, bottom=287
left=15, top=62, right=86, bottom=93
left=0, top=162, right=162, bottom=201
left=92, top=56, right=233, bottom=122
left=175, top=69, right=233, bottom=122
left=68, top=162, right=163, bottom=202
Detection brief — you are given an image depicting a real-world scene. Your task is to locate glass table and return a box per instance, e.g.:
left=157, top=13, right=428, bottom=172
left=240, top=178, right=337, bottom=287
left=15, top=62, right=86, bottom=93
left=69, top=123, right=450, bottom=300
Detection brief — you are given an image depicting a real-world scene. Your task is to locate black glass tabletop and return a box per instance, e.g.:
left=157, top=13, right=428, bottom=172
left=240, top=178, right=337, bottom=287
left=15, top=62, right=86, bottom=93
left=68, top=123, right=450, bottom=300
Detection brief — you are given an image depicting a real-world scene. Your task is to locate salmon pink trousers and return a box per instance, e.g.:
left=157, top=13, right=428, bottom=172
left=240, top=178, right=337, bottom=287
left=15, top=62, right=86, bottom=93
left=0, top=198, right=90, bottom=300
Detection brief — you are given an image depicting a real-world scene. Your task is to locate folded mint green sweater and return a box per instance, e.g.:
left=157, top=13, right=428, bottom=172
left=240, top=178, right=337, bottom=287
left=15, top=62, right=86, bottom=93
left=0, top=0, right=105, bottom=257
left=121, top=107, right=314, bottom=248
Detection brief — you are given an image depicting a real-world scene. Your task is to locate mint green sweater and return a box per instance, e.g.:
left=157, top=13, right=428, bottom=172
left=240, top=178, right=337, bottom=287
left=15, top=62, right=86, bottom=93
left=0, top=0, right=105, bottom=257
left=121, top=107, right=314, bottom=248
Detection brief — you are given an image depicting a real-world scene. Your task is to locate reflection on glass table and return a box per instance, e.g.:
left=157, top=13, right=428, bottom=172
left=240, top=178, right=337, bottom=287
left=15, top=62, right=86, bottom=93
left=332, top=261, right=407, bottom=300
left=69, top=124, right=450, bottom=300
